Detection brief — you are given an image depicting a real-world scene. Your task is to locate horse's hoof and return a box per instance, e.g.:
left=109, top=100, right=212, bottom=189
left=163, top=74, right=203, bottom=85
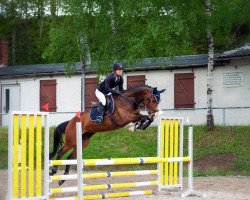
left=59, top=180, right=65, bottom=186
left=49, top=171, right=56, bottom=176
left=49, top=168, right=57, bottom=176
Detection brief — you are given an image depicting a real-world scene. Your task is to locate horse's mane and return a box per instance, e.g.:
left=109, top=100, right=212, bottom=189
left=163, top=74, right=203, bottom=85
left=124, top=85, right=154, bottom=93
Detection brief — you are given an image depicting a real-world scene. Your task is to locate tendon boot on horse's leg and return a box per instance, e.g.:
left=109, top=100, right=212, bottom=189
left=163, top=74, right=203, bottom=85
left=95, top=103, right=105, bottom=125
left=135, top=116, right=151, bottom=130
left=141, top=117, right=154, bottom=130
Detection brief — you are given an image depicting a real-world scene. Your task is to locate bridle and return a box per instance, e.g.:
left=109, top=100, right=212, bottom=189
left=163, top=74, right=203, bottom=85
left=120, top=92, right=159, bottom=115
left=141, top=93, right=159, bottom=115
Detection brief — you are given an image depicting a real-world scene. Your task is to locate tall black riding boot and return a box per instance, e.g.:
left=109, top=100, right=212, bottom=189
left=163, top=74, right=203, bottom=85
left=95, top=103, right=105, bottom=125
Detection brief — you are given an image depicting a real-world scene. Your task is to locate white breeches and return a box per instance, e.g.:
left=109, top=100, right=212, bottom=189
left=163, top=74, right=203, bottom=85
left=95, top=89, right=107, bottom=106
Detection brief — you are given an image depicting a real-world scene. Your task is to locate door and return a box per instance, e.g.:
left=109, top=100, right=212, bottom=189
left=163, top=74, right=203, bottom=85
left=1, top=84, right=20, bottom=113
left=40, top=80, right=57, bottom=111
left=174, top=73, right=195, bottom=108
left=1, top=84, right=20, bottom=126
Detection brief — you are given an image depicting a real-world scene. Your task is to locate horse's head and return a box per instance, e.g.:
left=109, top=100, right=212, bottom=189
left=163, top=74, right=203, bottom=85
left=141, top=87, right=166, bottom=118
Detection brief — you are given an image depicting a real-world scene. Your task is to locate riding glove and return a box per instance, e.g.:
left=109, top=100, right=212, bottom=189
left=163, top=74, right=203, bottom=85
left=112, top=90, right=121, bottom=95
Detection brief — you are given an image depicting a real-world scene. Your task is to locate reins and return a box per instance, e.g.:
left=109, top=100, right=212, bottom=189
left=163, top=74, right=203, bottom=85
left=120, top=93, right=138, bottom=105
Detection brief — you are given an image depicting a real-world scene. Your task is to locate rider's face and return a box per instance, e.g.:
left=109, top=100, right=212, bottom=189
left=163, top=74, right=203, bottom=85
left=115, top=69, right=123, bottom=76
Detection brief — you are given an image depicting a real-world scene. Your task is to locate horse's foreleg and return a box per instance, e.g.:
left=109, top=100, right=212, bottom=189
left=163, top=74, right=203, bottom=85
left=49, top=144, right=73, bottom=176
left=140, top=117, right=154, bottom=130
left=135, top=115, right=151, bottom=130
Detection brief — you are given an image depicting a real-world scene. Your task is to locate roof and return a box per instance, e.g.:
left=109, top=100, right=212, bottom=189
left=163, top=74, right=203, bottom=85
left=0, top=44, right=249, bottom=79
left=0, top=54, right=216, bottom=79
left=217, top=43, right=250, bottom=59
left=133, top=54, right=211, bottom=69
left=0, top=63, right=80, bottom=79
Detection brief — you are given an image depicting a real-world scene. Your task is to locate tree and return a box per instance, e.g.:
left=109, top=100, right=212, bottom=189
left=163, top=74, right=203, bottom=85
left=206, top=0, right=214, bottom=130
left=41, top=0, right=250, bottom=128
left=162, top=0, right=250, bottom=130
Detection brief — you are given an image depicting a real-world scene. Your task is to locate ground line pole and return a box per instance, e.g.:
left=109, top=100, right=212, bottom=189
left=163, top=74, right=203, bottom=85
left=77, top=122, right=83, bottom=200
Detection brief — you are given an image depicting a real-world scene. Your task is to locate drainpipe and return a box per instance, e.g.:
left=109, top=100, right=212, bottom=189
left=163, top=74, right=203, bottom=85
left=222, top=108, right=225, bottom=125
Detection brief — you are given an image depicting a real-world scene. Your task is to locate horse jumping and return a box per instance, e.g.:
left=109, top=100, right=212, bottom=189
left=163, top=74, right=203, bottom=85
left=49, top=85, right=165, bottom=185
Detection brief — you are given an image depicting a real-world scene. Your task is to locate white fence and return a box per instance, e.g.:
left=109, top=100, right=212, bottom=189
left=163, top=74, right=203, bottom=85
left=1, top=107, right=250, bottom=127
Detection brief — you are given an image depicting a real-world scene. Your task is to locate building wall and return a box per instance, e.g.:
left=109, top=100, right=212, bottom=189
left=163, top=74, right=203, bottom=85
left=1, top=58, right=250, bottom=126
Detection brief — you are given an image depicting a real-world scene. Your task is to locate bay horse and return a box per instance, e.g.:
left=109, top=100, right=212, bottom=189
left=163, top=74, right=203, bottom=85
left=49, top=85, right=165, bottom=185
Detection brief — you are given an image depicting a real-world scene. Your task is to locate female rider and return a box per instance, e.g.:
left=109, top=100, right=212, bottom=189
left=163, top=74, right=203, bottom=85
left=94, top=63, right=124, bottom=124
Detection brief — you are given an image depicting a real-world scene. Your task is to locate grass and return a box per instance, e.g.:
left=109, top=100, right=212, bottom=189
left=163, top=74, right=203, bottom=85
left=0, top=125, right=249, bottom=176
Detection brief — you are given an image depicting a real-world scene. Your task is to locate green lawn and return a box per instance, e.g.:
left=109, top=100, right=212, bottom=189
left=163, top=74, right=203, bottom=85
left=0, top=125, right=249, bottom=176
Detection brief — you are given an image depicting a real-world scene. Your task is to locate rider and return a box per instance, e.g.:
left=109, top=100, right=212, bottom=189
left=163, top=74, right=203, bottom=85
left=94, top=63, right=124, bottom=124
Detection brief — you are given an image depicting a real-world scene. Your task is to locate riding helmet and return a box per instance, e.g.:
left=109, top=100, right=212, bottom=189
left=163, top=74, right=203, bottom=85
left=112, top=63, right=124, bottom=71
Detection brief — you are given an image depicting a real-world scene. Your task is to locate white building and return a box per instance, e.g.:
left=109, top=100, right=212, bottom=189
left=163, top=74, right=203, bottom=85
left=0, top=44, right=250, bottom=126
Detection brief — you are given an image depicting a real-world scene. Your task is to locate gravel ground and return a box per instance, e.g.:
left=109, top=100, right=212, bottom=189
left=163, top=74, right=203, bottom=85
left=1, top=170, right=249, bottom=200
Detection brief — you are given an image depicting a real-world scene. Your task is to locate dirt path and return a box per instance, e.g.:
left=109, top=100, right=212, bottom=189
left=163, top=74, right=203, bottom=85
left=1, top=170, right=249, bottom=200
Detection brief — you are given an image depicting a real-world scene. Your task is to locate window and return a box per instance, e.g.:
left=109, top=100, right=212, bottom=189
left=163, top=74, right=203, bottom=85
left=40, top=80, right=57, bottom=111
left=5, top=89, right=9, bottom=113
left=127, top=75, right=146, bottom=89
left=174, top=73, right=195, bottom=108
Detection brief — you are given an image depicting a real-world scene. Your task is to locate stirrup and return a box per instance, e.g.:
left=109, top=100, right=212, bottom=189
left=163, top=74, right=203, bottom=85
left=95, top=116, right=103, bottom=125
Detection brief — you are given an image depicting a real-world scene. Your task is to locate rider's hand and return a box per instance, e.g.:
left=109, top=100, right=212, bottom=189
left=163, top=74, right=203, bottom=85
left=113, top=90, right=121, bottom=95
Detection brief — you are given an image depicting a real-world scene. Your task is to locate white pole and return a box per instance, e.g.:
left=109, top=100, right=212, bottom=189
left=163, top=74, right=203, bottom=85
left=44, top=114, right=50, bottom=199
left=181, top=126, right=206, bottom=198
left=7, top=112, right=14, bottom=200
left=157, top=116, right=161, bottom=191
left=76, top=122, right=83, bottom=200
left=179, top=118, right=184, bottom=189
left=188, top=126, right=194, bottom=190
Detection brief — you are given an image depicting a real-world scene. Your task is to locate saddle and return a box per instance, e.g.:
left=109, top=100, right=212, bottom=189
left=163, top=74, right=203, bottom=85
left=89, top=95, right=115, bottom=122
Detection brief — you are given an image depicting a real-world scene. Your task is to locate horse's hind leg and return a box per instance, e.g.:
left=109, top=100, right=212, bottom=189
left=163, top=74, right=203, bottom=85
left=49, top=144, right=73, bottom=176
left=58, top=132, right=96, bottom=185
left=58, top=147, right=77, bottom=186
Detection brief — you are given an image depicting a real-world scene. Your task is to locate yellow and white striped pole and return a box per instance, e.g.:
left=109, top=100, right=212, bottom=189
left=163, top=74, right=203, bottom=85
left=50, top=156, right=190, bottom=166
left=50, top=181, right=157, bottom=195
left=50, top=170, right=157, bottom=181
left=49, top=190, right=153, bottom=200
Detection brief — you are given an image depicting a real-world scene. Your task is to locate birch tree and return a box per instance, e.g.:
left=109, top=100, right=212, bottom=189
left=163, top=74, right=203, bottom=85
left=205, top=0, right=214, bottom=130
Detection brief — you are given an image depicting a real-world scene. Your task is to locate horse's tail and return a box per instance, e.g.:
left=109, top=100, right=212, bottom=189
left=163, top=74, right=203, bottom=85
left=49, top=120, right=70, bottom=160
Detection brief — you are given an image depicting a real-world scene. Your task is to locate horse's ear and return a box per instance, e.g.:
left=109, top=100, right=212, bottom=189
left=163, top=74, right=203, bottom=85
left=159, top=89, right=166, bottom=93
left=153, top=87, right=157, bottom=94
